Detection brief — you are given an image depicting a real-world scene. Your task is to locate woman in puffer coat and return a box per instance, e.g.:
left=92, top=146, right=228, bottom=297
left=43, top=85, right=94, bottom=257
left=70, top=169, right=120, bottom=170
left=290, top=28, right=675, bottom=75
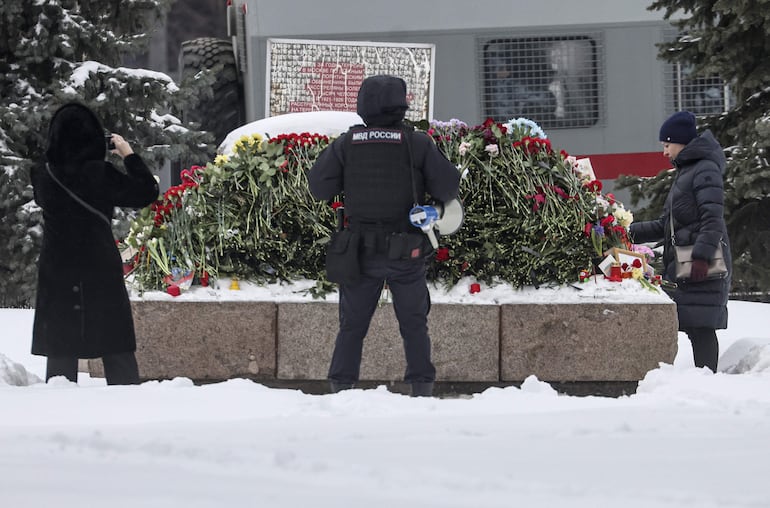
left=31, top=102, right=159, bottom=384
left=630, top=111, right=731, bottom=372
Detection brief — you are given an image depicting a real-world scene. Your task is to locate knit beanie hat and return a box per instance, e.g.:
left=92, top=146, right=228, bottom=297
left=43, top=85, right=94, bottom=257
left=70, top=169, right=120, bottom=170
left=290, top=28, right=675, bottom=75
left=659, top=111, right=697, bottom=145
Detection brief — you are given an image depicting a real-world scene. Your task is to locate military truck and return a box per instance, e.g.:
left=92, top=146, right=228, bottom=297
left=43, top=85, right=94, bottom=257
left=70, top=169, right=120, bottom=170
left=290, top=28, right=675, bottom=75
left=180, top=0, right=728, bottom=184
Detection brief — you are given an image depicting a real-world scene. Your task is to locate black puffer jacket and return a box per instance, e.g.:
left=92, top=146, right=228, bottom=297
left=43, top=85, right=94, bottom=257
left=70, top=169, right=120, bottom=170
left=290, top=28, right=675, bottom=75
left=31, top=103, right=159, bottom=357
left=630, top=130, right=731, bottom=329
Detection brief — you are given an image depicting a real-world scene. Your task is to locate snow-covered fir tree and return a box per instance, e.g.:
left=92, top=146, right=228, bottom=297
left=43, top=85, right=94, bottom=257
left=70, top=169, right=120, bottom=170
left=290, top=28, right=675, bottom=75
left=643, top=0, right=770, bottom=295
left=0, top=0, right=214, bottom=305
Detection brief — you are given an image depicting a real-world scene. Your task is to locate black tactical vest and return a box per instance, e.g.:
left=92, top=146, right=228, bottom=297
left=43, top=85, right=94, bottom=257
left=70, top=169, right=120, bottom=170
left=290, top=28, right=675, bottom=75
left=343, top=126, right=424, bottom=232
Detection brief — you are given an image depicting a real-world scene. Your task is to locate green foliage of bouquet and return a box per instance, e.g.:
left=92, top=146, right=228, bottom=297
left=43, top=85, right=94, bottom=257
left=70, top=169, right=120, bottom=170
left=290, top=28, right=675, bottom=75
left=421, top=117, right=632, bottom=287
left=125, top=132, right=336, bottom=295
left=123, top=117, right=633, bottom=295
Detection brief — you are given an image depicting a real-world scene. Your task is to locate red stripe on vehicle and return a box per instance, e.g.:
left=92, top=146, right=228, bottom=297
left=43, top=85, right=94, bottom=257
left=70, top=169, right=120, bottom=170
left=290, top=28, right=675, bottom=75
left=576, top=152, right=672, bottom=179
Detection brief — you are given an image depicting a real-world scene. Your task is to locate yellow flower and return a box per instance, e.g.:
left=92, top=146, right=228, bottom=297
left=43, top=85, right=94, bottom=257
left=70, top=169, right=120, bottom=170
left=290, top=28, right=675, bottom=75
left=631, top=267, right=643, bottom=280
left=250, top=133, right=264, bottom=146
left=234, top=133, right=265, bottom=154
left=214, top=154, right=229, bottom=166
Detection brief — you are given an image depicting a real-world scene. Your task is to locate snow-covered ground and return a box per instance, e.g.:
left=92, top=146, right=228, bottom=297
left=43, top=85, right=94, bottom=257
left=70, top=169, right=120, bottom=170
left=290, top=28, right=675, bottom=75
left=3, top=111, right=769, bottom=505
left=2, top=287, right=770, bottom=507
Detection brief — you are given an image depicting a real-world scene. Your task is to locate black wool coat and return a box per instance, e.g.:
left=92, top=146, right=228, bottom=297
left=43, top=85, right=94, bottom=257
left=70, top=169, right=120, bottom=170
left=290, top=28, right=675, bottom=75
left=31, top=104, right=159, bottom=358
left=630, top=130, right=731, bottom=330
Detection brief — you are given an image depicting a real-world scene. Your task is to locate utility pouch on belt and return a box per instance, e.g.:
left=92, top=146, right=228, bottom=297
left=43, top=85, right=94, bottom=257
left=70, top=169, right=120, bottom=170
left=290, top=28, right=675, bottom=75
left=325, top=229, right=361, bottom=285
left=388, top=232, right=432, bottom=260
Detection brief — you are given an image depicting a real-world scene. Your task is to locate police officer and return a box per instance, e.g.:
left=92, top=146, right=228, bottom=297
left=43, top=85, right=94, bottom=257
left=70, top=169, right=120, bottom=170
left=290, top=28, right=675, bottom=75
left=308, top=75, right=460, bottom=397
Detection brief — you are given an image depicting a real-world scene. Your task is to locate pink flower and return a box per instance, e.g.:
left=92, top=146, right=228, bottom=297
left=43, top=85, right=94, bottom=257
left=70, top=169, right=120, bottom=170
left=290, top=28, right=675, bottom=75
left=632, top=244, right=655, bottom=258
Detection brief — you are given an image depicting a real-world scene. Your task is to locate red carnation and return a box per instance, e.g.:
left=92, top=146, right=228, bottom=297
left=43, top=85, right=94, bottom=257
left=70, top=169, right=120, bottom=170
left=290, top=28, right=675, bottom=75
left=584, top=180, right=603, bottom=193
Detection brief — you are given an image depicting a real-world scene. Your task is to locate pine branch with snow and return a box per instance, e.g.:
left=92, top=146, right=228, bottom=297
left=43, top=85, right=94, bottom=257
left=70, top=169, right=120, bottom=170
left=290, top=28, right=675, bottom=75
left=0, top=0, right=213, bottom=305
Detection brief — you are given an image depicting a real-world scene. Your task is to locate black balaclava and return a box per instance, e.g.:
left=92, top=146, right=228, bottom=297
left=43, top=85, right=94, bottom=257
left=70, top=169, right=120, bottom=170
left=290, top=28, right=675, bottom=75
left=45, top=102, right=106, bottom=165
left=356, top=75, right=409, bottom=127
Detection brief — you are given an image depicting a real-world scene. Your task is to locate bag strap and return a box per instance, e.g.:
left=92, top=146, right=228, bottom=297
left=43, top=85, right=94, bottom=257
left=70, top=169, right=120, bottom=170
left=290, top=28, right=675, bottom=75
left=402, top=127, right=420, bottom=207
left=669, top=213, right=677, bottom=247
left=45, top=162, right=113, bottom=229
left=670, top=212, right=725, bottom=253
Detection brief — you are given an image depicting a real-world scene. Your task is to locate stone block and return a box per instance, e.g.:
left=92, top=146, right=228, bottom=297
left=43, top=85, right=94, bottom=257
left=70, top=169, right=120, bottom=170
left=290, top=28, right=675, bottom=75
left=89, top=301, right=276, bottom=381
left=500, top=303, right=678, bottom=382
left=276, top=302, right=336, bottom=380
left=430, top=304, right=499, bottom=382
left=277, top=302, right=499, bottom=382
left=87, top=297, right=677, bottom=388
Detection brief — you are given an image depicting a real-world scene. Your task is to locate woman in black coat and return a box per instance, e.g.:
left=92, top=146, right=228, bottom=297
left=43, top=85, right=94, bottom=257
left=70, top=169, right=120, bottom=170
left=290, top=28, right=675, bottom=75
left=31, top=102, right=159, bottom=384
left=630, top=111, right=731, bottom=372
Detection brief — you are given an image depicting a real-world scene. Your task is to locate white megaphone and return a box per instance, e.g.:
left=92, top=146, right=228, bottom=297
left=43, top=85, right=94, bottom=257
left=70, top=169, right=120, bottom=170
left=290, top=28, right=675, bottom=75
left=408, top=198, right=465, bottom=249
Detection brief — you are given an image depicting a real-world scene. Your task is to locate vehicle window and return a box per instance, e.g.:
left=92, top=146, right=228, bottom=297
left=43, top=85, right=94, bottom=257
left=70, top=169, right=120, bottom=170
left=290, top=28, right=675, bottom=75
left=480, top=35, right=602, bottom=129
left=669, top=62, right=731, bottom=115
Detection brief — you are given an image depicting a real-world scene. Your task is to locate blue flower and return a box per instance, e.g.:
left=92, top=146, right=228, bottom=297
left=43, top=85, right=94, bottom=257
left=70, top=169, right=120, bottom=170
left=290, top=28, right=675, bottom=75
left=503, top=117, right=547, bottom=139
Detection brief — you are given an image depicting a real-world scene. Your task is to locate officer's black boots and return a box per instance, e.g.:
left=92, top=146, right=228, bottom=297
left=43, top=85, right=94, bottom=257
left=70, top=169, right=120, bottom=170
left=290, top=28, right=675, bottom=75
left=410, top=382, right=434, bottom=397
left=329, top=381, right=354, bottom=393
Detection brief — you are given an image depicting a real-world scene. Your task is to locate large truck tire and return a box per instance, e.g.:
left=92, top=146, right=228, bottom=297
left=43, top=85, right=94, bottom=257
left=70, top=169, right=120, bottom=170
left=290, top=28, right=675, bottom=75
left=180, top=37, right=245, bottom=149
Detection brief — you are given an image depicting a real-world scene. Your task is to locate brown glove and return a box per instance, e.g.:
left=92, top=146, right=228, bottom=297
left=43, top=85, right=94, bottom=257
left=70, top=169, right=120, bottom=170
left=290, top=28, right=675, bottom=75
left=690, top=258, right=710, bottom=282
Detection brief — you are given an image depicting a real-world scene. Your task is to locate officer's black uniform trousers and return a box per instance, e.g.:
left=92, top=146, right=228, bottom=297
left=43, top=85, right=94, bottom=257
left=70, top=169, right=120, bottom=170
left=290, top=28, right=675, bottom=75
left=328, top=252, right=436, bottom=384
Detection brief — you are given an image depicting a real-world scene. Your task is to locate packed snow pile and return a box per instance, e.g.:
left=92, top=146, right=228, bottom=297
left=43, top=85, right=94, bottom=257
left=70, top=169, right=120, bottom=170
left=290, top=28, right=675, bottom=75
left=719, top=337, right=770, bottom=373
left=129, top=276, right=673, bottom=305
left=0, top=353, right=41, bottom=386
left=219, top=111, right=362, bottom=154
